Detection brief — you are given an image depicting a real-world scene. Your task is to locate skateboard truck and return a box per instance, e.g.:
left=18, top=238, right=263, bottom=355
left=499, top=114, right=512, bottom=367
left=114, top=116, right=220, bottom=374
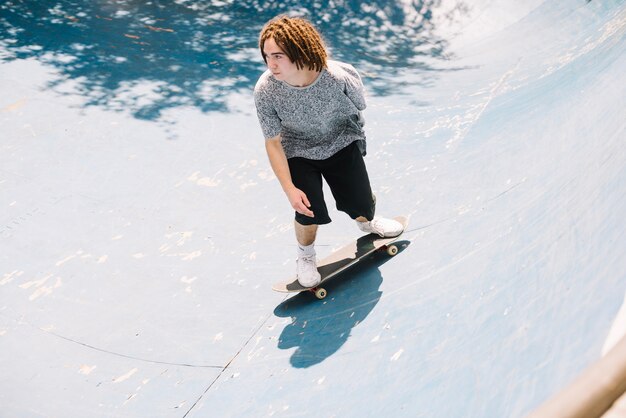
left=309, top=287, right=328, bottom=300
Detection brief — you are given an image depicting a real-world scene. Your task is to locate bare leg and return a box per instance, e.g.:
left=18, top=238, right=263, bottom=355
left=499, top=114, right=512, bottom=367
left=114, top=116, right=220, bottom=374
left=355, top=216, right=369, bottom=222
left=295, top=221, right=318, bottom=246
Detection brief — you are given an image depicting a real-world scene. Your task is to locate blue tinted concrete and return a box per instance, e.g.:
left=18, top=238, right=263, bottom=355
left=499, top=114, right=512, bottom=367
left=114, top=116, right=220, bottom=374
left=1, top=1, right=625, bottom=417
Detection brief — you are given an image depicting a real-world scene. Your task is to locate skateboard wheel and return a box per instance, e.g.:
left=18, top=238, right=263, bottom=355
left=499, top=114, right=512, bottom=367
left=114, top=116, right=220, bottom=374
left=314, top=288, right=327, bottom=299
left=386, top=245, right=398, bottom=256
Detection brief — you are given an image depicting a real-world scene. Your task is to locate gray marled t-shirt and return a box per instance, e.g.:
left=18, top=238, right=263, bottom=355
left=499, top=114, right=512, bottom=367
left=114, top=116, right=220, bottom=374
left=254, top=60, right=367, bottom=160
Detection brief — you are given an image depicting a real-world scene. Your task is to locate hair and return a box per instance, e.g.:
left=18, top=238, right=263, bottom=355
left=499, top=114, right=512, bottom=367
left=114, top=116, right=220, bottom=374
left=259, top=15, right=328, bottom=72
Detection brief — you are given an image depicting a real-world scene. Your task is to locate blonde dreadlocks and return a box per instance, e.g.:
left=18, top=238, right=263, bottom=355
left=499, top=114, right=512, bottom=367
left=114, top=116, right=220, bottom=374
left=259, top=15, right=328, bottom=72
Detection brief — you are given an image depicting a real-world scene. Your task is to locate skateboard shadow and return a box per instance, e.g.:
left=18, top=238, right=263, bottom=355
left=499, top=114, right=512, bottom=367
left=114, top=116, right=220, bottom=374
left=273, top=240, right=410, bottom=369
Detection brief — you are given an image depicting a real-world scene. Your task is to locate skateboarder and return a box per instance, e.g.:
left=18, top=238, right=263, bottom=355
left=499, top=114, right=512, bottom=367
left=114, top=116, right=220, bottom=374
left=254, top=15, right=403, bottom=288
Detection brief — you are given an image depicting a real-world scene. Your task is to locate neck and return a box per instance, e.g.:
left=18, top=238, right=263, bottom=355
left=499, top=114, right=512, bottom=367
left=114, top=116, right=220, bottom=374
left=287, top=69, right=320, bottom=87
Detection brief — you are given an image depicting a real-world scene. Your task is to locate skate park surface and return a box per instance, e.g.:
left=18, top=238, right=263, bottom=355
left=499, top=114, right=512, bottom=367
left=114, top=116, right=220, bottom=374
left=1, top=1, right=625, bottom=417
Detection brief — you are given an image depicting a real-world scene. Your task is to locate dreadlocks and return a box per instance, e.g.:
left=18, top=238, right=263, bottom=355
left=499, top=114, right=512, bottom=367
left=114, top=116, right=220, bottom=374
left=259, top=15, right=328, bottom=72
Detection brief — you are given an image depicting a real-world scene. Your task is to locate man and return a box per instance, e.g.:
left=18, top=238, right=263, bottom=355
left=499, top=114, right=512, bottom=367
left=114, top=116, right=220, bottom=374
left=254, top=15, right=404, bottom=288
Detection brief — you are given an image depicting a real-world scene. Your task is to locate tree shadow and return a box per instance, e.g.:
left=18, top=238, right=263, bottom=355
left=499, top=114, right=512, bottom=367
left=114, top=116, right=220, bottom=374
left=0, top=1, right=470, bottom=121
left=273, top=240, right=410, bottom=368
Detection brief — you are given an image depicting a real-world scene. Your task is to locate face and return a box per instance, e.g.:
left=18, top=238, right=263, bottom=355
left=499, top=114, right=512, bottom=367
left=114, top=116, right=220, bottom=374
left=262, top=37, right=299, bottom=83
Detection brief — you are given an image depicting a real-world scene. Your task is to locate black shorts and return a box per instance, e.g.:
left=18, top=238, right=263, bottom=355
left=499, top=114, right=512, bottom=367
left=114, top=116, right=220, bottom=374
left=288, top=141, right=376, bottom=226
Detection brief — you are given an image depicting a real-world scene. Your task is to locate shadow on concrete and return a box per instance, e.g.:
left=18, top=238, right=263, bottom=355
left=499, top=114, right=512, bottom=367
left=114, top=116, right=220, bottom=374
left=0, top=1, right=468, bottom=120
left=273, top=240, right=410, bottom=368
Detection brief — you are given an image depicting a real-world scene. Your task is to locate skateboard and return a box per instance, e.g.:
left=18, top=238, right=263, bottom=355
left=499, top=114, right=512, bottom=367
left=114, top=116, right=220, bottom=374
left=272, top=216, right=408, bottom=299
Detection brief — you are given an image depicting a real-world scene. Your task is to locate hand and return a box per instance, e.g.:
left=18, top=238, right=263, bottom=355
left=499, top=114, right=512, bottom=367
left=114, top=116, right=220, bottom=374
left=286, top=187, right=314, bottom=218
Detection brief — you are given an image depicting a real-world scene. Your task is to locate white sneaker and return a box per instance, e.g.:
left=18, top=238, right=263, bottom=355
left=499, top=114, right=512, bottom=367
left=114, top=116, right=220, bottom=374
left=357, top=217, right=404, bottom=238
left=296, top=254, right=321, bottom=288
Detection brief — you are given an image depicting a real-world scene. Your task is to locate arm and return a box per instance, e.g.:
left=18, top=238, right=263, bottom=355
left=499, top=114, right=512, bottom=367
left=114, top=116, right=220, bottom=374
left=265, top=135, right=314, bottom=218
left=340, top=62, right=367, bottom=111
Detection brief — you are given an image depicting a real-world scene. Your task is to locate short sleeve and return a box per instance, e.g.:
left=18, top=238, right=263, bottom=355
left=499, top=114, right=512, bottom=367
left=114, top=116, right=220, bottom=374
left=253, top=87, right=282, bottom=140
left=341, top=64, right=367, bottom=111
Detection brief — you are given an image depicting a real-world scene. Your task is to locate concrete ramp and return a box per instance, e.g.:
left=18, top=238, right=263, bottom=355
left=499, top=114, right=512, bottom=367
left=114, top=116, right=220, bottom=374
left=1, top=1, right=625, bottom=417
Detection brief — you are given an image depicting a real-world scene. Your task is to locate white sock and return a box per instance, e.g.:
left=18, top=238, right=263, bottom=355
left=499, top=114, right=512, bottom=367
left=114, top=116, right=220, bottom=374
left=356, top=219, right=372, bottom=232
left=297, top=242, right=316, bottom=258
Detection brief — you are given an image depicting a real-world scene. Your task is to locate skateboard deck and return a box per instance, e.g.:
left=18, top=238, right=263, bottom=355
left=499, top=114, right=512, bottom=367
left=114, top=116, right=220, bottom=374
left=272, top=216, right=408, bottom=299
